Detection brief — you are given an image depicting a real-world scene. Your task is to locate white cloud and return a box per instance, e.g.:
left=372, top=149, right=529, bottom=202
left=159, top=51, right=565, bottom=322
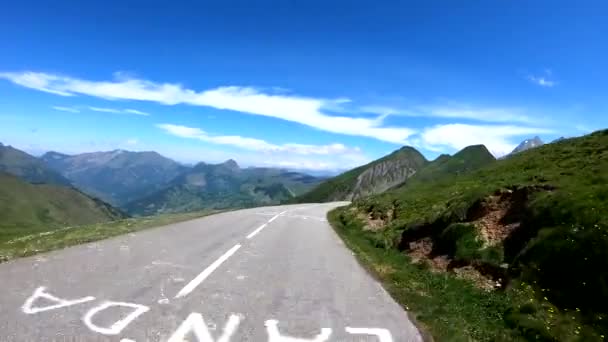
left=527, top=69, right=556, bottom=87
left=0, top=71, right=413, bottom=144
left=124, top=109, right=149, bottom=116
left=52, top=106, right=80, bottom=113
left=157, top=123, right=361, bottom=155
left=88, top=106, right=122, bottom=113
left=527, top=75, right=555, bottom=87
left=88, top=106, right=150, bottom=116
left=51, top=105, right=149, bottom=116
left=420, top=123, right=554, bottom=156
left=361, top=105, right=537, bottom=124
left=125, top=138, right=138, bottom=145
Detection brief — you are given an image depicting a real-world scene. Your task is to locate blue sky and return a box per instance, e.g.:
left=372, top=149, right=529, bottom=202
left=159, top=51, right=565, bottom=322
left=1, top=0, right=606, bottom=172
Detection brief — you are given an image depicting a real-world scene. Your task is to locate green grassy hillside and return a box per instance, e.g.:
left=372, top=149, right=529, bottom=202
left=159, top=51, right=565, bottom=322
left=0, top=172, right=126, bottom=241
left=330, top=130, right=608, bottom=341
left=0, top=143, right=71, bottom=186
left=296, top=146, right=429, bottom=202
left=405, top=144, right=496, bottom=184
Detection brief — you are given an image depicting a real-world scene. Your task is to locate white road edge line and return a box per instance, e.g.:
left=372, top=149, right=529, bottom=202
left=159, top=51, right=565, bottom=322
left=175, top=244, right=242, bottom=299
left=246, top=223, right=267, bottom=239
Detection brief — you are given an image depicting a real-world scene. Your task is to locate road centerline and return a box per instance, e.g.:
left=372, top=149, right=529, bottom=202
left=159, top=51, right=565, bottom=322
left=246, top=223, right=267, bottom=239
left=174, top=244, right=242, bottom=298
left=247, top=210, right=287, bottom=239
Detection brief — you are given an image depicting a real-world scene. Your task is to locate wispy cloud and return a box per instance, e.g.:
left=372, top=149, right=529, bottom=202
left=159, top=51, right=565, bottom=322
left=419, top=123, right=554, bottom=156
left=51, top=105, right=149, bottom=116
left=88, top=106, right=150, bottom=116
left=123, top=109, right=149, bottom=116
left=527, top=69, right=556, bottom=87
left=125, top=138, right=138, bottom=145
left=157, top=123, right=362, bottom=155
left=361, top=104, right=538, bottom=124
left=0, top=71, right=414, bottom=144
left=52, top=106, right=80, bottom=113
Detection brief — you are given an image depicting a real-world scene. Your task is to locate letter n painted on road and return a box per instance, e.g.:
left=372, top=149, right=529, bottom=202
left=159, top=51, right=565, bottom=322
left=22, top=287, right=95, bottom=314
left=168, top=312, right=241, bottom=342
left=83, top=301, right=150, bottom=335
left=345, top=327, right=394, bottom=342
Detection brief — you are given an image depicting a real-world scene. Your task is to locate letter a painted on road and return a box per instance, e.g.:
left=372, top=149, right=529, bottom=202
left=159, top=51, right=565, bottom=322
left=83, top=301, right=150, bottom=335
left=22, top=286, right=95, bottom=314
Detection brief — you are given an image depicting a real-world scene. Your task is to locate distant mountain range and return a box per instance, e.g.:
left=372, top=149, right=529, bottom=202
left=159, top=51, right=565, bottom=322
left=1, top=136, right=553, bottom=220
left=125, top=160, right=322, bottom=216
left=1, top=144, right=324, bottom=217
left=41, top=150, right=188, bottom=206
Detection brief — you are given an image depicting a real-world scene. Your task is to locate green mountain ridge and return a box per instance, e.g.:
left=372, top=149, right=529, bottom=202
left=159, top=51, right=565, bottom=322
left=297, top=144, right=495, bottom=203
left=0, top=172, right=126, bottom=240
left=296, top=146, right=429, bottom=203
left=0, top=143, right=72, bottom=186
left=402, top=144, right=496, bottom=185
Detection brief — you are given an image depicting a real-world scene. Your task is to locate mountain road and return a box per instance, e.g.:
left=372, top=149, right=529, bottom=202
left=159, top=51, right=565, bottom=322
left=0, top=203, right=422, bottom=341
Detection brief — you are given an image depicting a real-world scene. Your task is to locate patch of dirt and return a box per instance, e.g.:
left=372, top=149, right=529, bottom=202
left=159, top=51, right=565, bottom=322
left=408, top=237, right=433, bottom=263
left=453, top=266, right=498, bottom=291
left=407, top=238, right=449, bottom=272
left=359, top=212, right=386, bottom=231
left=374, top=264, right=396, bottom=277
left=472, top=190, right=522, bottom=246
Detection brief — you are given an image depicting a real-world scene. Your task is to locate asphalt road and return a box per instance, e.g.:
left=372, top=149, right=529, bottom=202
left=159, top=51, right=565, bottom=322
left=0, top=203, right=422, bottom=342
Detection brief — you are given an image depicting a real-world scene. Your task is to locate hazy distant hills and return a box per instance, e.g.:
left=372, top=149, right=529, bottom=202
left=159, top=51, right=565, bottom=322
left=0, top=143, right=71, bottom=186
left=41, top=150, right=188, bottom=206
left=125, top=160, right=323, bottom=216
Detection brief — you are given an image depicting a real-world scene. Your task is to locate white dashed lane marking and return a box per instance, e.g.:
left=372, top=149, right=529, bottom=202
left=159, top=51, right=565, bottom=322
left=174, top=244, right=242, bottom=299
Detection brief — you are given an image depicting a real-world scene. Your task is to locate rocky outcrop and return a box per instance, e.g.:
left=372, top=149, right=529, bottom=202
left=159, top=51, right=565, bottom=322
left=349, top=157, right=420, bottom=199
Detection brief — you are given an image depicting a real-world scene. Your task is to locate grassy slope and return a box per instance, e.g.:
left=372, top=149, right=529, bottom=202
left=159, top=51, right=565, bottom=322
left=0, top=172, right=125, bottom=240
left=0, top=209, right=217, bottom=263
left=407, top=144, right=496, bottom=184
left=330, top=130, right=608, bottom=341
left=296, top=146, right=428, bottom=203
left=0, top=145, right=71, bottom=186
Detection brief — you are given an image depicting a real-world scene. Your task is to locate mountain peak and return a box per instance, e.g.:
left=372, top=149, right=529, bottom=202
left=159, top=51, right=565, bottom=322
left=221, top=159, right=239, bottom=169
left=511, top=136, right=545, bottom=154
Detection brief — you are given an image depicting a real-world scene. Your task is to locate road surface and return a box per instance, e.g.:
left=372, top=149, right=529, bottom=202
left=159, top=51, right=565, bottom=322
left=0, top=203, right=422, bottom=341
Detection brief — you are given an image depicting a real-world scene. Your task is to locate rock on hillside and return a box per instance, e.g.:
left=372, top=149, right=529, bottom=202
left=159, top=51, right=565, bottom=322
left=296, top=146, right=429, bottom=202
left=350, top=149, right=425, bottom=199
